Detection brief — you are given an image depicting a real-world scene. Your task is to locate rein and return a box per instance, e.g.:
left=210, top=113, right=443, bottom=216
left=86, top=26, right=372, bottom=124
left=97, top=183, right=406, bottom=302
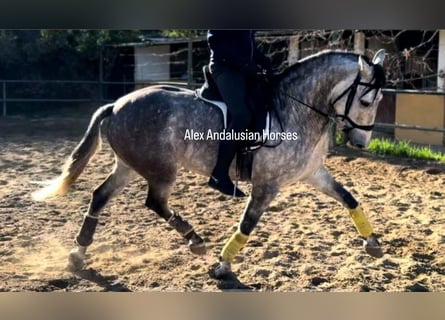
left=281, top=91, right=335, bottom=122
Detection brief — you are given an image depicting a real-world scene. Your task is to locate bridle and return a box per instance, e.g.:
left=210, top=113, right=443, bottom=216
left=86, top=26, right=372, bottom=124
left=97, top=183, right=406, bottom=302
left=330, top=70, right=382, bottom=132
left=282, top=66, right=382, bottom=132
left=259, top=62, right=384, bottom=150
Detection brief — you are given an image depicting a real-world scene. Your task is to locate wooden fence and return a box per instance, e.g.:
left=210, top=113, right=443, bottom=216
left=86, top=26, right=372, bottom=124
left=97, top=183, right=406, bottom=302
left=2, top=81, right=445, bottom=145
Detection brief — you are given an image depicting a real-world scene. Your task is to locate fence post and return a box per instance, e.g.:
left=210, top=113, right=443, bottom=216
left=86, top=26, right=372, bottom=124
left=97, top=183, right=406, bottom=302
left=288, top=34, right=300, bottom=65
left=99, top=45, right=104, bottom=101
left=2, top=81, right=6, bottom=116
left=187, top=35, right=193, bottom=88
left=354, top=31, right=365, bottom=55
left=438, top=30, right=445, bottom=91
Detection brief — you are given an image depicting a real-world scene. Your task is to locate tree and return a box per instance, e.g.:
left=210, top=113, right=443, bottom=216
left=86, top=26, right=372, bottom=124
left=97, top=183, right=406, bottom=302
left=0, top=30, right=143, bottom=80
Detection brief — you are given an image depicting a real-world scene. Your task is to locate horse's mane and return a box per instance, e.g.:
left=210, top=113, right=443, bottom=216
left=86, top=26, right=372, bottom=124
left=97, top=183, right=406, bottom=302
left=275, top=49, right=385, bottom=85
left=276, top=50, right=358, bottom=79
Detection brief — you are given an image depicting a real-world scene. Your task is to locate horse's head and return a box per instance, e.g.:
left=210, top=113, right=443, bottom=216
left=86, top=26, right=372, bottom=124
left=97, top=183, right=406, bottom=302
left=330, top=49, right=386, bottom=149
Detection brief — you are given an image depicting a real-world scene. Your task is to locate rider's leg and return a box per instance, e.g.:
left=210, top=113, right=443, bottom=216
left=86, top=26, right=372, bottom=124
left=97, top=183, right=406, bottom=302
left=208, top=65, right=251, bottom=197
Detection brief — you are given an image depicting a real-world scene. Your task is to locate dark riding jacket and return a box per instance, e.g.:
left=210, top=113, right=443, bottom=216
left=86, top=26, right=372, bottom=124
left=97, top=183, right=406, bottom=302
left=207, top=30, right=272, bottom=75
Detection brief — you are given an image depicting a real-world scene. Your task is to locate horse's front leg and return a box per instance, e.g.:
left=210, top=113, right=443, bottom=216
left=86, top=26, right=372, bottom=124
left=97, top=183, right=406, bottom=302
left=213, top=182, right=280, bottom=278
left=305, top=166, right=383, bottom=258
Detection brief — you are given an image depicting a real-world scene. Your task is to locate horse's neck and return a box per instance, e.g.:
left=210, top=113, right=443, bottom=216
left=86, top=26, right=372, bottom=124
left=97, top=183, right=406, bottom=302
left=273, top=80, right=332, bottom=137
left=274, top=58, right=354, bottom=135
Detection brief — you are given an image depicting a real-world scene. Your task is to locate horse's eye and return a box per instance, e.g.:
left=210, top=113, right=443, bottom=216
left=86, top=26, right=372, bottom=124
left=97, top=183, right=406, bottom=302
left=360, top=99, right=370, bottom=107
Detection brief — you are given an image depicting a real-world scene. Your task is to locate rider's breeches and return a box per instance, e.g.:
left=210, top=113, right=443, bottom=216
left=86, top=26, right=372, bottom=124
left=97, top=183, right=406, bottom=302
left=211, top=64, right=252, bottom=136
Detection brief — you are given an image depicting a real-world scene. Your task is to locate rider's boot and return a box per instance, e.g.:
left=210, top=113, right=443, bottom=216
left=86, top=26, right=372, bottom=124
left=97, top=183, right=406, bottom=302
left=208, top=140, right=246, bottom=198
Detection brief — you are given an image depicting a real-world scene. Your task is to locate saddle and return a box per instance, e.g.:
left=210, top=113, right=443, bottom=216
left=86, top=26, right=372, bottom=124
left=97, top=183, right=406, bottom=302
left=196, top=65, right=272, bottom=181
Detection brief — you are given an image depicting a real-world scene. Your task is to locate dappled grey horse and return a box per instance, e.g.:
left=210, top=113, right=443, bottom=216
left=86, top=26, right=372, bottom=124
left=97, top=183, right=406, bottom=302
left=33, top=49, right=386, bottom=279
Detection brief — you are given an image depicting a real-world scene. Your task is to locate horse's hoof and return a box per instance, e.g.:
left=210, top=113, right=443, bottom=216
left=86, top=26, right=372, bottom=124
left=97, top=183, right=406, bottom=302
left=363, top=237, right=383, bottom=258
left=188, top=241, right=207, bottom=255
left=187, top=233, right=207, bottom=255
left=211, top=261, right=231, bottom=279
left=67, top=248, right=85, bottom=272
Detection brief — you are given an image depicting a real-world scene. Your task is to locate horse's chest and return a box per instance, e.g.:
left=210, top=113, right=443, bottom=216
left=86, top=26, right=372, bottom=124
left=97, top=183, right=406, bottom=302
left=297, top=135, right=329, bottom=177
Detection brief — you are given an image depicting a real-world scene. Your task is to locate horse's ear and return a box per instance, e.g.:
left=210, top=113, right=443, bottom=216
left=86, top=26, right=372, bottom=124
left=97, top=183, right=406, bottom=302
left=372, top=49, right=386, bottom=66
left=358, top=55, right=372, bottom=78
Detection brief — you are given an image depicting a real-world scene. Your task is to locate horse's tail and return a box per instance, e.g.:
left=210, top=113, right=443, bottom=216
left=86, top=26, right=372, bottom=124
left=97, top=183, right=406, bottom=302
left=32, top=103, right=114, bottom=201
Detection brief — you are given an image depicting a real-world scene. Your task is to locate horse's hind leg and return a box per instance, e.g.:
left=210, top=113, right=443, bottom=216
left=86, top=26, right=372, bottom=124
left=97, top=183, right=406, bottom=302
left=305, top=166, right=383, bottom=258
left=145, top=177, right=206, bottom=255
left=68, top=158, right=135, bottom=272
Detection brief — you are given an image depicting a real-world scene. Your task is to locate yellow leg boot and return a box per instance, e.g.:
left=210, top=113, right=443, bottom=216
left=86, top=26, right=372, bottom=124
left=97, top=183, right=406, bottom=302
left=349, top=206, right=373, bottom=238
left=220, top=229, right=249, bottom=263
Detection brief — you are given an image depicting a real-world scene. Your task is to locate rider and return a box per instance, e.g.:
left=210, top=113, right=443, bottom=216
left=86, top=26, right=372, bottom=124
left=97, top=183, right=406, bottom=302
left=206, top=30, right=273, bottom=197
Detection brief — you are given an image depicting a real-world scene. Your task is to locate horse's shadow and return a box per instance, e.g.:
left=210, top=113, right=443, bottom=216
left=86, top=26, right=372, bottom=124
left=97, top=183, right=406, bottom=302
left=66, top=267, right=255, bottom=292
left=72, top=268, right=132, bottom=292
